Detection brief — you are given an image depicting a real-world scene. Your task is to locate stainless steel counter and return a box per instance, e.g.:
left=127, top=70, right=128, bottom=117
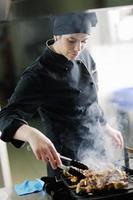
left=0, top=187, right=51, bottom=200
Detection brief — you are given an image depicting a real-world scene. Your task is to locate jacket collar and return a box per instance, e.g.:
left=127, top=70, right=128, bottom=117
left=44, top=39, right=73, bottom=67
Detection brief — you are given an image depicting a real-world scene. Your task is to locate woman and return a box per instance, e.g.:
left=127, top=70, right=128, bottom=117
left=0, top=12, right=123, bottom=176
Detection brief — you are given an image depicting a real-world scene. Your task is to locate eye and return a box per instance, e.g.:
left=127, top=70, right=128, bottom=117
left=67, top=39, right=76, bottom=43
left=81, top=40, right=87, bottom=44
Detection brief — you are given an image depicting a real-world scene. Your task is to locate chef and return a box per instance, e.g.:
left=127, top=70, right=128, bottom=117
left=0, top=11, right=123, bottom=177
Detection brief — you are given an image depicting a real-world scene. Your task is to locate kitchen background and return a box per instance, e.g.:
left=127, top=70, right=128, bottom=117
left=0, top=3, right=133, bottom=187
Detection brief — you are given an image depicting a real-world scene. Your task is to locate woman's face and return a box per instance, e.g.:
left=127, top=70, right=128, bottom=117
left=54, top=33, right=89, bottom=60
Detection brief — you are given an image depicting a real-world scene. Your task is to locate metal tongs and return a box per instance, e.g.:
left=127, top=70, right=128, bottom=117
left=59, top=155, right=88, bottom=180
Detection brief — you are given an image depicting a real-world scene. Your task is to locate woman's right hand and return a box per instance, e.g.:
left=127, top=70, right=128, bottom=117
left=14, top=124, right=62, bottom=169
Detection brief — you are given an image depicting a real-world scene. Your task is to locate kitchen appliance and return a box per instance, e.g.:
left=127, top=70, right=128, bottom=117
left=42, top=152, right=133, bottom=200
left=43, top=174, right=133, bottom=200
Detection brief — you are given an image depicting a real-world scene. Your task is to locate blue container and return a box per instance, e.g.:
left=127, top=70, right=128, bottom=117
left=110, top=87, right=133, bottom=111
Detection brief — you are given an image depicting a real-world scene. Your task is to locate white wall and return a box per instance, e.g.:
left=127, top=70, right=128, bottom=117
left=91, top=43, right=133, bottom=98
left=87, top=6, right=133, bottom=105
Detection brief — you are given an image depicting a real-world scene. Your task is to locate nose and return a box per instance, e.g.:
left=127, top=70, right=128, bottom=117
left=74, top=41, right=82, bottom=52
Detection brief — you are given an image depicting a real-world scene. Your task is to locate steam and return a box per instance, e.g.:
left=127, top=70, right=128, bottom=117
left=76, top=117, right=125, bottom=170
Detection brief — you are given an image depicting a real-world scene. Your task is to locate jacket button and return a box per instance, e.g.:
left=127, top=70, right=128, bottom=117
left=77, top=60, right=81, bottom=64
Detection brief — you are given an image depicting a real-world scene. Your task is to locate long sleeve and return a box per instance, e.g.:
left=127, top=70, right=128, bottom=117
left=0, top=65, right=43, bottom=147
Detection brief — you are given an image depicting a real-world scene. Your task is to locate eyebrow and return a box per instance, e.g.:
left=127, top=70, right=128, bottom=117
left=68, top=37, right=89, bottom=40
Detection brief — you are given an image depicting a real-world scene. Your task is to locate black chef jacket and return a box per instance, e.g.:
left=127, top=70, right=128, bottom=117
left=0, top=39, right=106, bottom=160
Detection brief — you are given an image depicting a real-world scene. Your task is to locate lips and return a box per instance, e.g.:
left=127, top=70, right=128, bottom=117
left=71, top=53, right=78, bottom=57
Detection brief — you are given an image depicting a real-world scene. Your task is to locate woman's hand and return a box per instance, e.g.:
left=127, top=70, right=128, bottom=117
left=103, top=123, right=124, bottom=149
left=14, top=124, right=62, bottom=169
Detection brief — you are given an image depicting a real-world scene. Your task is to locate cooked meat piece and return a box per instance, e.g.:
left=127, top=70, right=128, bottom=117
left=75, top=166, right=128, bottom=194
left=63, top=163, right=128, bottom=194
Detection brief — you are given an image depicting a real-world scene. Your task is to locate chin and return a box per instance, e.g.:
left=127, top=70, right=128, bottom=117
left=68, top=55, right=77, bottom=60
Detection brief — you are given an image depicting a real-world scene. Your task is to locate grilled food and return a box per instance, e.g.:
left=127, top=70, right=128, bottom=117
left=76, top=167, right=128, bottom=193
left=63, top=165, right=128, bottom=194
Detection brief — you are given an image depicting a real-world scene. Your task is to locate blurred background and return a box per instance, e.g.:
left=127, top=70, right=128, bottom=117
left=0, top=0, right=133, bottom=187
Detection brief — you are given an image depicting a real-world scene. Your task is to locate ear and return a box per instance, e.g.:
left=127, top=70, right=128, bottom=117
left=53, top=35, right=57, bottom=41
left=54, top=35, right=61, bottom=41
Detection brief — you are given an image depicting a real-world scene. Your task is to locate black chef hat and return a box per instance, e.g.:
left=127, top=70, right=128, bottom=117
left=53, top=11, right=97, bottom=35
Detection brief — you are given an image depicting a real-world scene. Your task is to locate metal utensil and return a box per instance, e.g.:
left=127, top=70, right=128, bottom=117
left=60, top=155, right=88, bottom=170
left=59, top=164, right=85, bottom=180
